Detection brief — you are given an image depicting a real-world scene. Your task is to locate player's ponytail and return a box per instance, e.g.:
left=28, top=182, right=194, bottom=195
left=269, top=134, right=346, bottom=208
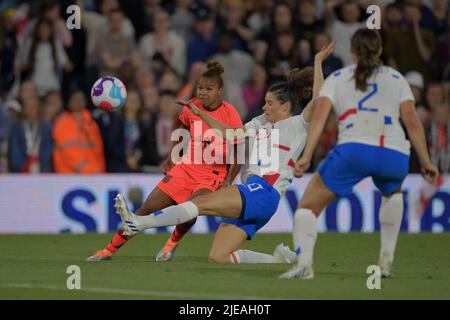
left=351, top=28, right=382, bottom=92
left=201, top=61, right=225, bottom=88
left=268, top=67, right=314, bottom=114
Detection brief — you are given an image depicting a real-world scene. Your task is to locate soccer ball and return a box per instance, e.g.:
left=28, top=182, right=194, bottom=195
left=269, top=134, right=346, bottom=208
left=91, top=76, right=127, bottom=111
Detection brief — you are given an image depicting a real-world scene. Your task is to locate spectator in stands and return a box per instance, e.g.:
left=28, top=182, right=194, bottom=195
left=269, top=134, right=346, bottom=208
left=8, top=97, right=53, bottom=173
left=383, top=2, right=404, bottom=33
left=327, top=0, right=365, bottom=66
left=119, top=61, right=137, bottom=91
left=296, top=0, right=325, bottom=42
left=139, top=103, right=160, bottom=168
left=155, top=90, right=178, bottom=160
left=426, top=102, right=450, bottom=174
left=178, top=61, right=206, bottom=101
left=143, top=0, right=163, bottom=33
left=308, top=32, right=343, bottom=77
left=212, top=30, right=253, bottom=116
left=17, top=81, right=38, bottom=103
left=405, top=71, right=430, bottom=124
left=246, top=0, right=273, bottom=35
left=426, top=82, right=447, bottom=110
left=42, top=90, right=63, bottom=124
left=432, top=1, right=450, bottom=80
left=411, top=0, right=444, bottom=31
left=252, top=2, right=293, bottom=64
left=53, top=91, right=105, bottom=173
left=265, top=31, right=298, bottom=81
left=23, top=0, right=72, bottom=48
left=428, top=0, right=449, bottom=35
left=77, top=0, right=135, bottom=72
left=141, top=85, right=160, bottom=113
left=212, top=30, right=254, bottom=86
left=0, top=8, right=18, bottom=96
left=258, top=2, right=294, bottom=44
left=385, top=2, right=436, bottom=83
left=122, top=91, right=144, bottom=172
left=220, top=0, right=254, bottom=52
left=93, top=9, right=135, bottom=77
left=170, top=0, right=195, bottom=42
left=159, top=68, right=182, bottom=93
left=0, top=99, right=21, bottom=173
left=380, top=2, right=404, bottom=63
left=96, top=90, right=143, bottom=172
left=20, top=18, right=72, bottom=97
left=136, top=69, right=155, bottom=92
left=241, top=63, right=267, bottom=117
left=186, top=6, right=218, bottom=69
left=139, top=9, right=186, bottom=76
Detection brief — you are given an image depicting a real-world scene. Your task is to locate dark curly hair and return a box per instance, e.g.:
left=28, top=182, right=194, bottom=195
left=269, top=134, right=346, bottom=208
left=268, top=67, right=314, bottom=114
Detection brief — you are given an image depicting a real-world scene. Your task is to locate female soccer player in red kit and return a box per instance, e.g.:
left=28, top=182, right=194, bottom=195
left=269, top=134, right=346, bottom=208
left=87, top=61, right=243, bottom=261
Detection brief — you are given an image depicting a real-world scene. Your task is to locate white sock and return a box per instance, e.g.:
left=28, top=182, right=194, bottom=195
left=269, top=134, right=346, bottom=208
left=135, top=201, right=199, bottom=230
left=230, top=250, right=277, bottom=264
left=293, top=208, right=317, bottom=266
left=379, top=193, right=403, bottom=261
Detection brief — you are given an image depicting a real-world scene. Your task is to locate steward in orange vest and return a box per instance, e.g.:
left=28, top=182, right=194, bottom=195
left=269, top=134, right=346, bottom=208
left=53, top=91, right=105, bottom=173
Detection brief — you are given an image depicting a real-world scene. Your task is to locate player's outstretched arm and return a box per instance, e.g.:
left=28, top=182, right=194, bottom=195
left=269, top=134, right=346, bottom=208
left=177, top=100, right=246, bottom=143
left=295, top=97, right=333, bottom=177
left=400, top=100, right=439, bottom=184
left=302, top=41, right=336, bottom=123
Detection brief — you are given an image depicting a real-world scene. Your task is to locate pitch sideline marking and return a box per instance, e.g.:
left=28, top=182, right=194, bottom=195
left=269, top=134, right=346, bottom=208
left=3, top=283, right=281, bottom=300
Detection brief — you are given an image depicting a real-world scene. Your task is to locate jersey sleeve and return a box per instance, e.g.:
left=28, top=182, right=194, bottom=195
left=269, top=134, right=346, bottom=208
left=225, top=109, right=244, bottom=128
left=244, top=114, right=266, bottom=131
left=178, top=106, right=191, bottom=127
left=292, top=113, right=309, bottom=131
left=318, top=73, right=337, bottom=104
left=398, top=75, right=415, bottom=104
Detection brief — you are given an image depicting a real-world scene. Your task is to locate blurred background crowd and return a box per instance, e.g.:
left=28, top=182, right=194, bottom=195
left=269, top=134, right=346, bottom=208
left=0, top=0, right=449, bottom=175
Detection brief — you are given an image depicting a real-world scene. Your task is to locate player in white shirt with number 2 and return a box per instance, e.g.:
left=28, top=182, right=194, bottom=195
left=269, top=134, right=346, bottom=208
left=280, top=29, right=439, bottom=280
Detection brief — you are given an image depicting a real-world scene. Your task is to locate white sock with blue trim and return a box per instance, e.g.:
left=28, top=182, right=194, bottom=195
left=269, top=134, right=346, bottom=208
left=135, top=201, right=199, bottom=230
left=379, top=193, right=403, bottom=262
left=293, top=208, right=317, bottom=267
left=231, top=250, right=277, bottom=264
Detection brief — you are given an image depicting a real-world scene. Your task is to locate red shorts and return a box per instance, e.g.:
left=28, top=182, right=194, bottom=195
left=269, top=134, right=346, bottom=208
left=157, top=164, right=227, bottom=204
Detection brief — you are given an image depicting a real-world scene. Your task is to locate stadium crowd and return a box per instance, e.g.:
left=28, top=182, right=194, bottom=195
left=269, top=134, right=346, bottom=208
left=0, top=0, right=449, bottom=174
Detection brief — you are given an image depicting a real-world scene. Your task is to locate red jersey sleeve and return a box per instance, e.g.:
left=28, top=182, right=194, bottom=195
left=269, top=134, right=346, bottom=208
left=178, top=106, right=191, bottom=126
left=222, top=103, right=244, bottom=145
left=226, top=109, right=244, bottom=128
left=179, top=98, right=201, bottom=127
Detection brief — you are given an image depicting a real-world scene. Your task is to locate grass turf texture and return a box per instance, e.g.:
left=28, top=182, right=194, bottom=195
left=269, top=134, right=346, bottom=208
left=0, top=233, right=449, bottom=300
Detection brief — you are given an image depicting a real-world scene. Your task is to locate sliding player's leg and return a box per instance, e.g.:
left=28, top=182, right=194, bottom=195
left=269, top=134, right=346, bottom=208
left=117, top=185, right=244, bottom=236
left=156, top=188, right=213, bottom=262
left=209, top=223, right=297, bottom=264
left=87, top=187, right=175, bottom=261
left=208, top=223, right=247, bottom=263
left=117, top=175, right=281, bottom=251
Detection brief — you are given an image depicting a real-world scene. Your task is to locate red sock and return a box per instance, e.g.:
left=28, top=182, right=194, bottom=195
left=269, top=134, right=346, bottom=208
left=106, top=228, right=133, bottom=253
left=170, top=218, right=197, bottom=243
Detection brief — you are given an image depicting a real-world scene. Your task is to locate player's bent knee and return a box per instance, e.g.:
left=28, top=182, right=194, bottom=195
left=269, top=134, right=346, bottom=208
left=208, top=252, right=229, bottom=264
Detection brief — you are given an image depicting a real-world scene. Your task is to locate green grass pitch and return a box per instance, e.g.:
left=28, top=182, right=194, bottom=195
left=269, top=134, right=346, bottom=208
left=0, top=233, right=449, bottom=299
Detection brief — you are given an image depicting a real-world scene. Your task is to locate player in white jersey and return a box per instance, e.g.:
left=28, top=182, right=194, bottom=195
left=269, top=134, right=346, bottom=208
left=113, top=42, right=336, bottom=264
left=279, top=29, right=438, bottom=279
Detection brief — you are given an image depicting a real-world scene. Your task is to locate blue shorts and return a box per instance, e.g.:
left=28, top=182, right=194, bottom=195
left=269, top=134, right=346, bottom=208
left=222, top=175, right=281, bottom=240
left=317, top=143, right=410, bottom=197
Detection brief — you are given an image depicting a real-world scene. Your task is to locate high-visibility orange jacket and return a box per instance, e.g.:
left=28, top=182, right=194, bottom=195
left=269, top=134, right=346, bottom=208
left=53, top=109, right=106, bottom=173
